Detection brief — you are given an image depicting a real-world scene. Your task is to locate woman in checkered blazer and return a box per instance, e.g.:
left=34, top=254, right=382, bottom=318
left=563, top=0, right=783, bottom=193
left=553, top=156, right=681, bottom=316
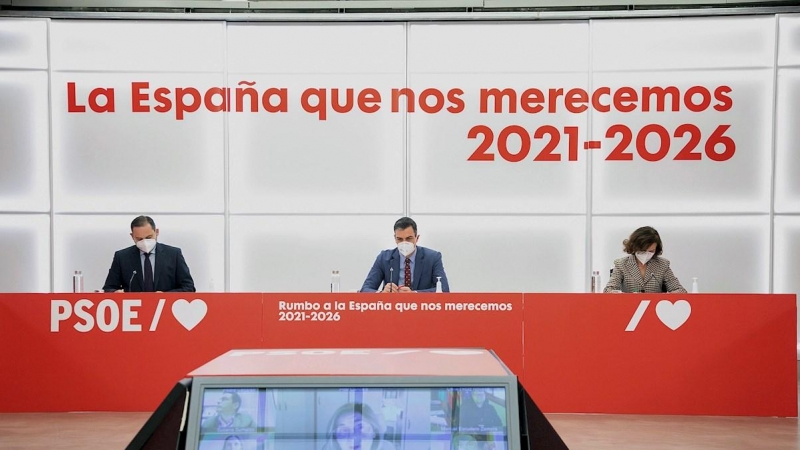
left=603, top=226, right=686, bottom=293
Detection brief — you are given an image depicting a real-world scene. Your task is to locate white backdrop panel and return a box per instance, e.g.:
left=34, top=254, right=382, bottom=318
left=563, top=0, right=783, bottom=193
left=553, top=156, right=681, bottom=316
left=51, top=72, right=225, bottom=213
left=50, top=21, right=224, bottom=72
left=228, top=74, right=404, bottom=214
left=0, top=18, right=48, bottom=69
left=0, top=71, right=50, bottom=212
left=408, top=22, right=589, bottom=73
left=0, top=214, right=50, bottom=292
left=227, top=23, right=405, bottom=74
left=772, top=215, right=800, bottom=351
left=592, top=16, right=775, bottom=71
left=778, top=15, right=800, bottom=67
left=592, top=216, right=770, bottom=294
left=419, top=215, right=586, bottom=293
left=408, top=73, right=588, bottom=214
left=775, top=69, right=800, bottom=213
left=592, top=69, right=772, bottom=214
left=229, top=215, right=396, bottom=292
left=53, top=215, right=223, bottom=293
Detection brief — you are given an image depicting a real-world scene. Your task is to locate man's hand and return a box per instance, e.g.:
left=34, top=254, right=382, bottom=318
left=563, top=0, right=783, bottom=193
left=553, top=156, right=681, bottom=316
left=115, top=289, right=124, bottom=293
left=398, top=286, right=413, bottom=293
left=382, top=283, right=400, bottom=293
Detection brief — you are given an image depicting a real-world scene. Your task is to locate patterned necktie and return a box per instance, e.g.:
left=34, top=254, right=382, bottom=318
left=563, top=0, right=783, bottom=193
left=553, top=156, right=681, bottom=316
left=143, top=253, right=154, bottom=292
left=404, top=258, right=411, bottom=288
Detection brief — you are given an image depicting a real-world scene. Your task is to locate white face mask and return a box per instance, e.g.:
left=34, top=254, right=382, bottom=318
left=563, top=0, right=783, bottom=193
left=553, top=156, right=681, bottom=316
left=635, top=251, right=654, bottom=265
left=397, top=241, right=415, bottom=257
left=136, top=239, right=157, bottom=254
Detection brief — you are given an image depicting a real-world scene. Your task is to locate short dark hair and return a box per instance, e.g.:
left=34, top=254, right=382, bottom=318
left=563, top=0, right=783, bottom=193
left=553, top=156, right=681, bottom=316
left=393, top=217, right=417, bottom=235
left=225, top=391, right=242, bottom=412
left=131, top=215, right=156, bottom=231
left=623, top=226, right=663, bottom=256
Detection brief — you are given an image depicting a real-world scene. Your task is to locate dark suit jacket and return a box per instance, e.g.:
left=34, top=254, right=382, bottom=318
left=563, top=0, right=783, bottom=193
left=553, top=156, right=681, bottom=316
left=603, top=254, right=686, bottom=293
left=102, top=243, right=195, bottom=292
left=360, top=246, right=450, bottom=293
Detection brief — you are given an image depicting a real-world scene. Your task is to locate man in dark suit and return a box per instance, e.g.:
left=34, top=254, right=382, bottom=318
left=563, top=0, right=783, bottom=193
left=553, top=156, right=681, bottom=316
left=360, top=217, right=450, bottom=293
left=102, top=215, right=195, bottom=293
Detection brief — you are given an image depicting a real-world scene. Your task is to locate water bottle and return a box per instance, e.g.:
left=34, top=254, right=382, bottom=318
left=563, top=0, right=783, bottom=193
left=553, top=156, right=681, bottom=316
left=435, top=276, right=443, bottom=293
left=591, top=270, right=601, bottom=293
left=72, top=270, right=84, bottom=293
left=691, top=277, right=699, bottom=293
left=331, top=270, right=340, bottom=293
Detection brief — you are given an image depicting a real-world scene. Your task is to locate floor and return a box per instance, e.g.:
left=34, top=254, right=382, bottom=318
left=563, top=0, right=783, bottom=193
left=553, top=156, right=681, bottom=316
left=0, top=411, right=797, bottom=449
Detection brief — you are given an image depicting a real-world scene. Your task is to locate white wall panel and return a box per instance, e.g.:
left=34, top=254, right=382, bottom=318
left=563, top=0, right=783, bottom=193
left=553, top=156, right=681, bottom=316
left=408, top=22, right=589, bottom=73
left=773, top=215, right=800, bottom=349
left=0, top=214, right=50, bottom=292
left=228, top=74, right=404, bottom=214
left=227, top=23, right=405, bottom=74
left=53, top=215, right=223, bottom=293
left=421, top=215, right=586, bottom=293
left=230, top=215, right=397, bottom=292
left=407, top=74, right=588, bottom=214
left=592, top=216, right=770, bottom=294
left=0, top=71, right=50, bottom=212
left=778, top=15, right=800, bottom=67
left=0, top=18, right=48, bottom=69
left=51, top=72, right=225, bottom=213
left=50, top=21, right=224, bottom=72
left=775, top=69, right=800, bottom=213
left=592, top=16, right=775, bottom=71
left=592, top=69, right=772, bottom=214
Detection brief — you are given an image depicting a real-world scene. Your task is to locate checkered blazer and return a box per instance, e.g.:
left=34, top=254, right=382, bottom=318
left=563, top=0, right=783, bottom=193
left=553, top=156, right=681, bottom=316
left=603, top=254, right=686, bottom=293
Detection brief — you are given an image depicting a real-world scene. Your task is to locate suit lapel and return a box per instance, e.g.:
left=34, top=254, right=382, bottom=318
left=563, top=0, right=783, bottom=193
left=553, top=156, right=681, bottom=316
left=128, top=247, right=144, bottom=291
left=153, top=243, right=163, bottom=290
left=412, top=247, right=424, bottom=291
left=388, top=248, right=400, bottom=285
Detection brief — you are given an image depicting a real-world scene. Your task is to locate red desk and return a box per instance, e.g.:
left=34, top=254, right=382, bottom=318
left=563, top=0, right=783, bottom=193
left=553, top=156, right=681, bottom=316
left=0, top=293, right=794, bottom=416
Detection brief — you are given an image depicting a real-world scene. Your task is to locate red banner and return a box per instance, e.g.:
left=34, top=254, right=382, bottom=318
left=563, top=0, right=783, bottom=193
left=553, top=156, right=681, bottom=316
left=523, top=293, right=797, bottom=416
left=261, top=293, right=524, bottom=377
left=0, top=293, right=794, bottom=416
left=0, top=293, right=262, bottom=412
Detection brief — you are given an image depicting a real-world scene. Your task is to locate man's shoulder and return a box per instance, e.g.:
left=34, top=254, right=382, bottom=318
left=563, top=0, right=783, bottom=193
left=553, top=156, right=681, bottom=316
left=418, top=246, right=442, bottom=258
left=156, top=243, right=182, bottom=254
left=115, top=245, right=138, bottom=257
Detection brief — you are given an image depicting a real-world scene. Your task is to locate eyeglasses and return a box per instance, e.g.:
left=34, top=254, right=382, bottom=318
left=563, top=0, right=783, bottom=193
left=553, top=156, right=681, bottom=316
left=335, top=425, right=376, bottom=440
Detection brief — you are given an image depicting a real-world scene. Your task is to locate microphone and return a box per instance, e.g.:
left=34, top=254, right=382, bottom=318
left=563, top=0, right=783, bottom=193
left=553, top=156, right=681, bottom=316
left=128, top=270, right=137, bottom=292
left=389, top=267, right=394, bottom=293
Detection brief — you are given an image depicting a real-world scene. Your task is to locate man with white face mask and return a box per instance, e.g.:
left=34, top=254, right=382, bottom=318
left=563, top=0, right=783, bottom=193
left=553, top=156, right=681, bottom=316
left=360, top=217, right=450, bottom=293
left=603, top=226, right=686, bottom=293
left=102, top=215, right=195, bottom=293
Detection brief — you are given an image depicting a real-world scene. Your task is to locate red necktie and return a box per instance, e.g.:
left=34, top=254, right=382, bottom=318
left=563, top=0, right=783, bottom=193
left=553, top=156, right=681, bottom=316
left=404, top=258, right=411, bottom=288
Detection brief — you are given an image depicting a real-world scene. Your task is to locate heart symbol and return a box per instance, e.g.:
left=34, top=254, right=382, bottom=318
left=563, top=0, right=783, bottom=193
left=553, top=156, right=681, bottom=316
left=655, top=299, right=691, bottom=330
left=171, top=299, right=207, bottom=331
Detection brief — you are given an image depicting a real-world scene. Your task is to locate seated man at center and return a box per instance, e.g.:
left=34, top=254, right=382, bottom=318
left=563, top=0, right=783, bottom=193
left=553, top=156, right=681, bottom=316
left=360, top=217, right=450, bottom=293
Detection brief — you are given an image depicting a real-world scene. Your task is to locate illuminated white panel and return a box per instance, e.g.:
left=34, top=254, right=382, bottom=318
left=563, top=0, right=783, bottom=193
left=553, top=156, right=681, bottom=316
left=50, top=21, right=224, bottom=72
left=228, top=74, right=404, bottom=214
left=0, top=19, right=48, bottom=69
left=0, top=71, right=50, bottom=212
left=421, top=215, right=586, bottom=293
left=592, top=216, right=769, bottom=294
left=775, top=69, right=800, bottom=213
left=0, top=215, right=50, bottom=293
left=51, top=72, right=225, bottom=213
left=408, top=72, right=588, bottom=214
left=778, top=15, right=800, bottom=67
left=773, top=215, right=800, bottom=352
left=230, top=215, right=395, bottom=292
left=53, top=215, right=224, bottom=293
left=592, top=16, right=775, bottom=71
left=408, top=22, right=589, bottom=73
left=592, top=69, right=772, bottom=214
left=227, top=23, right=405, bottom=74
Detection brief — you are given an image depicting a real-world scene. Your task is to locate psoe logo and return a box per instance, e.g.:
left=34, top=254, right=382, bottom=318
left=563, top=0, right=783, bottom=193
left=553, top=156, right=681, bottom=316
left=50, top=298, right=207, bottom=333
left=625, top=299, right=691, bottom=332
